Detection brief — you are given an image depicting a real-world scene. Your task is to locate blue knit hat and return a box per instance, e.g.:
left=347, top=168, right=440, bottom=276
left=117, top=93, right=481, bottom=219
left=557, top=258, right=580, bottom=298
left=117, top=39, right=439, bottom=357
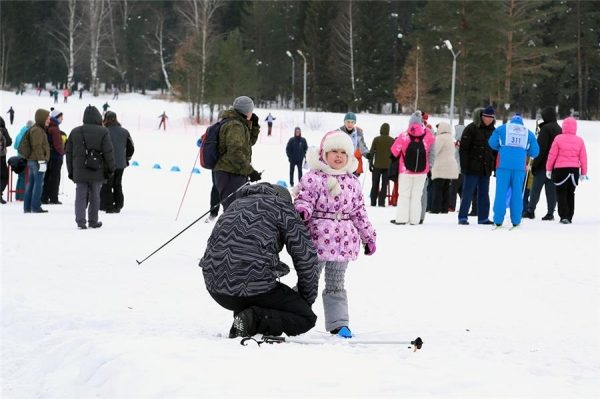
left=482, top=106, right=495, bottom=118
left=344, top=112, right=357, bottom=122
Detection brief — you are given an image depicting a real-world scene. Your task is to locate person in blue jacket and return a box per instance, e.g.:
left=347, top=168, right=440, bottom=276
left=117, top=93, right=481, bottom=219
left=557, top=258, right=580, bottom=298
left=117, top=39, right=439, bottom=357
left=488, top=114, right=539, bottom=227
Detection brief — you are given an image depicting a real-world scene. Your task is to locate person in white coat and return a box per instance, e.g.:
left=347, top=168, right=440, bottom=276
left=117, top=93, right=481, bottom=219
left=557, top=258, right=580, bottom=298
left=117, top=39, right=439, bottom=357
left=430, top=122, right=459, bottom=213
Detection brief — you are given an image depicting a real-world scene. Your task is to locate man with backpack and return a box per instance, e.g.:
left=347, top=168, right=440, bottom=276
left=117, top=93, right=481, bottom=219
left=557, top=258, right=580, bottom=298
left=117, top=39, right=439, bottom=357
left=19, top=109, right=51, bottom=213
left=211, top=96, right=262, bottom=210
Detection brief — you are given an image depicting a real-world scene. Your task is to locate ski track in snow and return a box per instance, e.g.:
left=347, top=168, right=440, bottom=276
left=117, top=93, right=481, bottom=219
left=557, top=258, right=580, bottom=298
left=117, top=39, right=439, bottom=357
left=1, top=90, right=599, bottom=398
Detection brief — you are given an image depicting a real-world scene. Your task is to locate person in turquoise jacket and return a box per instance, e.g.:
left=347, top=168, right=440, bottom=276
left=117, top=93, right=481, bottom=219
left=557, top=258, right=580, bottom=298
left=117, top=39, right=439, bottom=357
left=488, top=114, right=539, bottom=227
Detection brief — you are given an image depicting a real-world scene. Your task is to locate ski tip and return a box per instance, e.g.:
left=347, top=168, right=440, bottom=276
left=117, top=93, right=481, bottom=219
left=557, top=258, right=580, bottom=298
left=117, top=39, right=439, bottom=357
left=135, top=260, right=142, bottom=265
left=411, top=337, right=423, bottom=350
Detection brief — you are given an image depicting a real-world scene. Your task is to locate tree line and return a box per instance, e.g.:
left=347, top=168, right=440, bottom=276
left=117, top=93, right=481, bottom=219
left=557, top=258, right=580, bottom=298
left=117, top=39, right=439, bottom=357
left=1, top=0, right=598, bottom=121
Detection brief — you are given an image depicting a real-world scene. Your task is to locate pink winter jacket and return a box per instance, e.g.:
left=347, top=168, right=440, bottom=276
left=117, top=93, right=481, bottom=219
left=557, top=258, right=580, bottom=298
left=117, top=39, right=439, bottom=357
left=546, top=117, right=587, bottom=175
left=390, top=123, right=436, bottom=175
left=295, top=170, right=376, bottom=262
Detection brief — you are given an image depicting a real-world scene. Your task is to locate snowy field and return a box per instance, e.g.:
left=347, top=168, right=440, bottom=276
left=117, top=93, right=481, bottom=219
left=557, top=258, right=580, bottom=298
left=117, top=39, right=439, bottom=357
left=1, top=89, right=599, bottom=398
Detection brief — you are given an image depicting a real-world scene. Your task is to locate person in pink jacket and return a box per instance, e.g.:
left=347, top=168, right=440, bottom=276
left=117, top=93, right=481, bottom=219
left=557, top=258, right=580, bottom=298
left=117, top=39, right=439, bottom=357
left=390, top=116, right=435, bottom=225
left=546, top=116, right=588, bottom=224
left=294, top=130, right=376, bottom=338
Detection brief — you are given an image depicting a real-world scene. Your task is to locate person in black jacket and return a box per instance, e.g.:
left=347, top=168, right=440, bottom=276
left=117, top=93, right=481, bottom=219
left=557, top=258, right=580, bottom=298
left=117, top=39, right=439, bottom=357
left=0, top=117, right=12, bottom=204
left=457, top=106, right=497, bottom=225
left=100, top=111, right=134, bottom=213
left=285, top=127, right=308, bottom=186
left=66, top=105, right=115, bottom=229
left=199, top=183, right=320, bottom=338
left=524, top=107, right=561, bottom=220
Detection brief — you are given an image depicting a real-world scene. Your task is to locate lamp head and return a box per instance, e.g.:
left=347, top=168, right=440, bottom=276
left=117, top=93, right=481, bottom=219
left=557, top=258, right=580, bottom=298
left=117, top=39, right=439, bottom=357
left=444, top=40, right=452, bottom=50
left=286, top=50, right=292, bottom=58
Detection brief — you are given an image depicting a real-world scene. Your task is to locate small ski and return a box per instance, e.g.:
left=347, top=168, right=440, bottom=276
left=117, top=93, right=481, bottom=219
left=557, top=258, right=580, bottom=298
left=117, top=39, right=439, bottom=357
left=509, top=225, right=520, bottom=231
left=241, top=335, right=423, bottom=351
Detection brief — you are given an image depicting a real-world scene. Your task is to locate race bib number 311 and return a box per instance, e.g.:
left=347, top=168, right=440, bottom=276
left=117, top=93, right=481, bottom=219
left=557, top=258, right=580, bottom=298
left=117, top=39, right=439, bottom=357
left=505, top=124, right=528, bottom=149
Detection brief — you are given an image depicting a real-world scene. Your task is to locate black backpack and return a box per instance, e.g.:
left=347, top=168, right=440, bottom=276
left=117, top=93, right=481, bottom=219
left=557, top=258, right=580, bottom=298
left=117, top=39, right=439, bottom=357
left=403, top=133, right=426, bottom=172
left=199, top=118, right=232, bottom=169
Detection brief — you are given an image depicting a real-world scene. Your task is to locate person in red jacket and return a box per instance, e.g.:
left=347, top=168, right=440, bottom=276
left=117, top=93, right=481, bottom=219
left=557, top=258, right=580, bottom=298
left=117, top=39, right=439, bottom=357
left=41, top=109, right=66, bottom=204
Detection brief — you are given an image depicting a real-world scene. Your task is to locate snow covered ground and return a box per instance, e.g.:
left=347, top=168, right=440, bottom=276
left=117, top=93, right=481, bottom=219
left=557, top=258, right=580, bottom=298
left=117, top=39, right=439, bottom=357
left=1, top=89, right=599, bottom=398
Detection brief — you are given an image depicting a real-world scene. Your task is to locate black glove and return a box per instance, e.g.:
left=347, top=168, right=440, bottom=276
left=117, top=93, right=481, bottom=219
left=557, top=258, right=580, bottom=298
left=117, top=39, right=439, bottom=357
left=68, top=174, right=73, bottom=181
left=364, top=152, right=373, bottom=161
left=104, top=170, right=114, bottom=179
left=250, top=113, right=259, bottom=127
left=368, top=160, right=374, bottom=172
left=248, top=170, right=262, bottom=182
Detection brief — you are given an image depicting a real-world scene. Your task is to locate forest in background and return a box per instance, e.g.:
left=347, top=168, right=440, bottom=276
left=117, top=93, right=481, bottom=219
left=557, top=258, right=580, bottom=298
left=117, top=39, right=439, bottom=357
left=1, top=0, right=599, bottom=122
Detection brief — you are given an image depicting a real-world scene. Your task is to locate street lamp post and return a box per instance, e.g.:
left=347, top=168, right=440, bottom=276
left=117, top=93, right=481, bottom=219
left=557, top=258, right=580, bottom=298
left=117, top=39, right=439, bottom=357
left=285, top=50, right=295, bottom=109
left=297, top=49, right=307, bottom=124
left=443, top=40, right=461, bottom=129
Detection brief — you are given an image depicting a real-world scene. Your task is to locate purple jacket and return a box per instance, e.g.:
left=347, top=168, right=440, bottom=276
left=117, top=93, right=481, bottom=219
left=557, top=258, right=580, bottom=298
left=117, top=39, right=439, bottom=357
left=294, top=169, right=376, bottom=262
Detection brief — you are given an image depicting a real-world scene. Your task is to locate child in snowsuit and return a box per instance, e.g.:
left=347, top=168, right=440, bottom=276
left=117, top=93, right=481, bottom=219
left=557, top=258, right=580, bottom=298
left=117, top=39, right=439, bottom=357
left=294, top=130, right=376, bottom=338
left=545, top=117, right=588, bottom=224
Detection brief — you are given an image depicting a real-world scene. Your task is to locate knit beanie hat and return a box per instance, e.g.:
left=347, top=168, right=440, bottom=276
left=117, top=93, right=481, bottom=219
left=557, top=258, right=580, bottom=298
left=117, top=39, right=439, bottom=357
left=233, top=96, right=254, bottom=114
left=50, top=109, right=63, bottom=119
left=380, top=123, right=390, bottom=135
left=482, top=106, right=495, bottom=118
left=409, top=110, right=423, bottom=126
left=344, top=112, right=357, bottom=122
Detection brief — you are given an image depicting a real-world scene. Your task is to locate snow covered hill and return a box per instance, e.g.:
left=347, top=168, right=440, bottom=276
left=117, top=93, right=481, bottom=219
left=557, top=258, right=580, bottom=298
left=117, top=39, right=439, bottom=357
left=1, top=90, right=599, bottom=398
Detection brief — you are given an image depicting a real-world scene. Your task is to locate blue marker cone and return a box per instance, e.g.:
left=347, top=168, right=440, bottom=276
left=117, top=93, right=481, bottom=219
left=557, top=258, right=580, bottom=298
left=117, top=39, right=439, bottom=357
left=192, top=168, right=201, bottom=174
left=170, top=166, right=181, bottom=172
left=131, top=161, right=139, bottom=166
left=153, top=163, right=162, bottom=169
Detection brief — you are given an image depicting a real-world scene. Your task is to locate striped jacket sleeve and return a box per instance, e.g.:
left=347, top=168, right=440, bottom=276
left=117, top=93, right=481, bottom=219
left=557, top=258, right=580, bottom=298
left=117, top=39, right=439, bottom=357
left=279, top=205, right=320, bottom=304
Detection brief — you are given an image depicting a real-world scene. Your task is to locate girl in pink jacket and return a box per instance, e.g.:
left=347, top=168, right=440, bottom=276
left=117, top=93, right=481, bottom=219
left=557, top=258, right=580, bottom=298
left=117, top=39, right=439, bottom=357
left=390, top=121, right=435, bottom=225
left=294, top=130, right=376, bottom=338
left=546, top=117, right=588, bottom=224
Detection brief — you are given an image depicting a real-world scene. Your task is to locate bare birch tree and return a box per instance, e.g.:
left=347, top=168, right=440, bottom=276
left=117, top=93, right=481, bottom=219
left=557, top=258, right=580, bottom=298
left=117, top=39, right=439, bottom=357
left=102, top=0, right=130, bottom=87
left=88, top=0, right=108, bottom=96
left=175, top=0, right=223, bottom=121
left=147, top=11, right=173, bottom=94
left=47, top=0, right=82, bottom=90
left=332, top=0, right=356, bottom=105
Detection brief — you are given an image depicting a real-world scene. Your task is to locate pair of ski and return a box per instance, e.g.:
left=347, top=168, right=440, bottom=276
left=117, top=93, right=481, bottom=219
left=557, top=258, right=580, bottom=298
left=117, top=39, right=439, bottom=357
left=241, top=334, right=423, bottom=352
left=492, top=224, right=519, bottom=231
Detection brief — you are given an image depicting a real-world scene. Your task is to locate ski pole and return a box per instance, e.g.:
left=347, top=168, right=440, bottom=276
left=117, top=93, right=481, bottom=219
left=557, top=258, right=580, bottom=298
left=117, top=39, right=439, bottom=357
left=175, top=151, right=200, bottom=221
left=136, top=182, right=250, bottom=266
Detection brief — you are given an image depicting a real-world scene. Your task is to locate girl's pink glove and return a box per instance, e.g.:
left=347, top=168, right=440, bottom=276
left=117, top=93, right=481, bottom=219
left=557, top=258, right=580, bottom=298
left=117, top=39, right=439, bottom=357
left=364, top=242, right=376, bottom=256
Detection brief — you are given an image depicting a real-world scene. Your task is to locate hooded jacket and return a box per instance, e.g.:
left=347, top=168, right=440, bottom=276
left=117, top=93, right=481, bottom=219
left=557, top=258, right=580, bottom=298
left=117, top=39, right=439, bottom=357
left=369, top=123, right=395, bottom=169
left=488, top=115, right=539, bottom=171
left=66, top=106, right=115, bottom=183
left=459, top=108, right=496, bottom=176
left=214, top=109, right=259, bottom=176
left=23, top=109, right=50, bottom=161
left=0, top=117, right=12, bottom=157
left=105, top=120, right=134, bottom=169
left=390, top=123, right=435, bottom=175
left=546, top=117, right=587, bottom=175
left=431, top=122, right=459, bottom=180
left=531, top=107, right=561, bottom=174
left=199, top=183, right=320, bottom=304
left=286, top=131, right=308, bottom=163
left=294, top=131, right=376, bottom=262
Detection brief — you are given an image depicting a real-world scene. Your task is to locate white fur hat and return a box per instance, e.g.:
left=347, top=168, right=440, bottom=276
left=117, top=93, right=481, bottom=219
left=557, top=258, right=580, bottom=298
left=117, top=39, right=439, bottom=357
left=320, top=130, right=355, bottom=161
left=304, top=130, right=358, bottom=198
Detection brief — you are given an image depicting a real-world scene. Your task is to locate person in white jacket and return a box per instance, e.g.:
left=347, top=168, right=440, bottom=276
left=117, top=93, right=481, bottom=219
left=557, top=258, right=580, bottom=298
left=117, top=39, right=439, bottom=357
left=430, top=122, right=459, bottom=213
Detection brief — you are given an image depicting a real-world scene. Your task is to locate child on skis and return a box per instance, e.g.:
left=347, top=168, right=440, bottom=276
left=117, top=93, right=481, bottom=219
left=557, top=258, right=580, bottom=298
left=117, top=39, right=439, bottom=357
left=294, top=130, right=376, bottom=338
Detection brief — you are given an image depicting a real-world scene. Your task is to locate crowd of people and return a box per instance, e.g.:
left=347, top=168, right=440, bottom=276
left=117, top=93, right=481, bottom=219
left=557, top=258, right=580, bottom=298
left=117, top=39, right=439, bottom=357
left=0, top=104, right=134, bottom=228
left=1, top=92, right=589, bottom=341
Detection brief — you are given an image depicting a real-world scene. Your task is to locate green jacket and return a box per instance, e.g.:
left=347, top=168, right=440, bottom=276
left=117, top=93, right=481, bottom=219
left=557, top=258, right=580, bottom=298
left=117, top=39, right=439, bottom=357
left=26, top=109, right=51, bottom=161
left=369, top=124, right=395, bottom=169
left=214, top=109, right=259, bottom=176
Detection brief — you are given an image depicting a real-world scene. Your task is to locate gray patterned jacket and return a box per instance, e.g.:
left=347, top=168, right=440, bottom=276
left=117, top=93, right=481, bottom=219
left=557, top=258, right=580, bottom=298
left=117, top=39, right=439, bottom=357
left=199, top=183, right=320, bottom=304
